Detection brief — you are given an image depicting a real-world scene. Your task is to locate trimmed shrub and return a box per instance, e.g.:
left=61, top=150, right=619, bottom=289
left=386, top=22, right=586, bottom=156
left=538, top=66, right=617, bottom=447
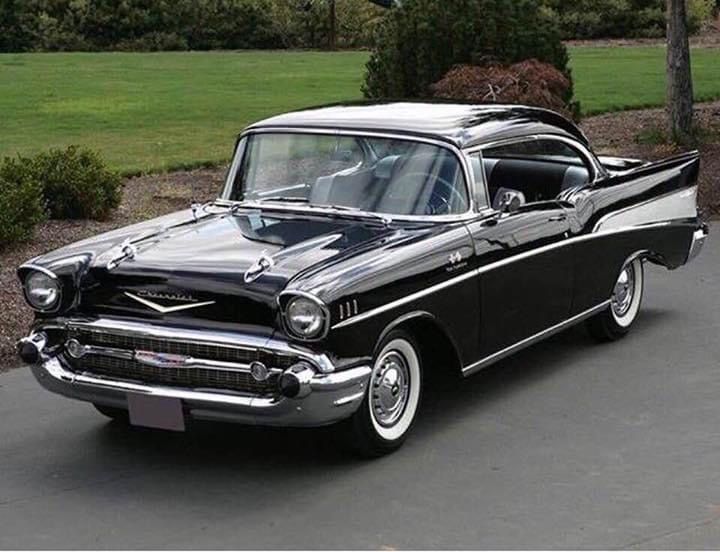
left=40, top=146, right=122, bottom=220
left=431, top=60, right=578, bottom=120
left=0, top=158, right=46, bottom=248
left=363, top=0, right=571, bottom=101
left=28, top=146, right=122, bottom=220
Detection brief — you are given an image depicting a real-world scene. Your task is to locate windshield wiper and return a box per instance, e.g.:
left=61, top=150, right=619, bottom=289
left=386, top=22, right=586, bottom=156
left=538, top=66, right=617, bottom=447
left=255, top=196, right=309, bottom=203
left=322, top=204, right=393, bottom=226
left=236, top=197, right=392, bottom=226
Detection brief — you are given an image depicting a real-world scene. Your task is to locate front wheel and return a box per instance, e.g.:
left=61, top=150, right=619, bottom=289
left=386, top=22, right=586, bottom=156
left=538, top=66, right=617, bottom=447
left=587, top=257, right=645, bottom=341
left=343, top=330, right=422, bottom=457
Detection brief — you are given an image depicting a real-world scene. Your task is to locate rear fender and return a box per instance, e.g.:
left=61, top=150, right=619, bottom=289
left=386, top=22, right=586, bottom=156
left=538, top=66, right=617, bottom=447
left=575, top=150, right=700, bottom=232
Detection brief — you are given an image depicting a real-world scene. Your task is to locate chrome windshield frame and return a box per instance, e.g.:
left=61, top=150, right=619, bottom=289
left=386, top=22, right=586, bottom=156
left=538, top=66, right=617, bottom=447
left=218, top=127, right=486, bottom=223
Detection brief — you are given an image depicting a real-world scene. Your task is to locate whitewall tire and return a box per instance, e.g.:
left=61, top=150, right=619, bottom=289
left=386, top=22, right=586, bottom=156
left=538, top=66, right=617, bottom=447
left=587, top=257, right=645, bottom=341
left=344, top=329, right=422, bottom=457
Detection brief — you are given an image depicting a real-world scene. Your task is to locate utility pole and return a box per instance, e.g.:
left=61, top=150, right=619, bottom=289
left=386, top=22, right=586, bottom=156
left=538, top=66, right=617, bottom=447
left=666, top=0, right=694, bottom=143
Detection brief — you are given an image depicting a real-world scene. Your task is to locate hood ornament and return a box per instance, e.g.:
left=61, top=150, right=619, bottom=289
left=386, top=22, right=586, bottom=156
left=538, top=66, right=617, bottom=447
left=107, top=239, right=138, bottom=270
left=244, top=250, right=275, bottom=283
left=125, top=292, right=215, bottom=314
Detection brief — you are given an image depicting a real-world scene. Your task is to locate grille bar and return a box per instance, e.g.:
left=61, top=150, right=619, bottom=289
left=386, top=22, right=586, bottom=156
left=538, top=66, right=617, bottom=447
left=71, top=355, right=277, bottom=394
left=64, top=329, right=300, bottom=395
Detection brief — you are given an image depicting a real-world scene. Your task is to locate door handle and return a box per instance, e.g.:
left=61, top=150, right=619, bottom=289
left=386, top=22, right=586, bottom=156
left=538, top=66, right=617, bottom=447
left=548, top=214, right=567, bottom=222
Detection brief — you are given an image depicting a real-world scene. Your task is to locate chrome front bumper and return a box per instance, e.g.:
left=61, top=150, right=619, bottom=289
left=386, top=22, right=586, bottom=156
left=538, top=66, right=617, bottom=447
left=32, top=357, right=370, bottom=427
left=23, top=318, right=371, bottom=428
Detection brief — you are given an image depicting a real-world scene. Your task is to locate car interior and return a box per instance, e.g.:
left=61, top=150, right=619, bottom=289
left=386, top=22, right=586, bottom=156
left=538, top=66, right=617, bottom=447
left=307, top=140, right=591, bottom=215
left=309, top=149, right=469, bottom=216
left=480, top=140, right=592, bottom=211
left=240, top=135, right=591, bottom=216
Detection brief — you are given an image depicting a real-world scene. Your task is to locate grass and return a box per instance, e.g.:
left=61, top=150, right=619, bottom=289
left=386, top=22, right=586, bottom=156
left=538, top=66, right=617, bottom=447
left=571, top=46, right=720, bottom=115
left=1, top=47, right=719, bottom=173
left=0, top=51, right=368, bottom=174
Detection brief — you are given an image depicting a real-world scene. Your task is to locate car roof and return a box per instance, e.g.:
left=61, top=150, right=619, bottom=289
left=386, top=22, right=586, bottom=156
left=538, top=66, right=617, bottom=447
left=245, top=101, right=589, bottom=149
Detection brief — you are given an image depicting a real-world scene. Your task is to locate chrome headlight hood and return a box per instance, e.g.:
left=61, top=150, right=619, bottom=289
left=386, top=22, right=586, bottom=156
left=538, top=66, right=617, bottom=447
left=18, top=253, right=93, bottom=314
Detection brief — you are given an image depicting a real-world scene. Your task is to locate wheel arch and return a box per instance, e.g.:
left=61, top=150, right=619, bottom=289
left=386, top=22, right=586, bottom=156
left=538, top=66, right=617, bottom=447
left=375, top=311, right=464, bottom=378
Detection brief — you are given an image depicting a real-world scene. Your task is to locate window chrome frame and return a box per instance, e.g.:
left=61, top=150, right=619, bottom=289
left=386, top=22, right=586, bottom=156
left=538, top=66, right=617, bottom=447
left=463, top=133, right=607, bottom=214
left=218, top=127, right=485, bottom=223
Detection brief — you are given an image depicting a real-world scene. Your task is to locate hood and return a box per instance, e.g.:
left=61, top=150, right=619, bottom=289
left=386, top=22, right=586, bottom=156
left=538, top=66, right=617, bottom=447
left=35, top=208, right=401, bottom=332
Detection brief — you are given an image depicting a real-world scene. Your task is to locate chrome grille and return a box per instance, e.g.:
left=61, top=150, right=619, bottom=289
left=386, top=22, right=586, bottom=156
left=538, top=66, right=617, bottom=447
left=64, top=329, right=299, bottom=395
left=71, top=355, right=276, bottom=394
left=78, top=330, right=257, bottom=363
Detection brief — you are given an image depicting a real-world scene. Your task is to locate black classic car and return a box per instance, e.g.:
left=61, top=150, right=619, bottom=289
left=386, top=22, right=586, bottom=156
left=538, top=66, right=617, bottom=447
left=17, top=102, right=708, bottom=456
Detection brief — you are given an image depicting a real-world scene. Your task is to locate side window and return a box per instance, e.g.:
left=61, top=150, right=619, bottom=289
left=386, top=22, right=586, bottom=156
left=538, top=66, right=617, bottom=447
left=481, top=139, right=592, bottom=207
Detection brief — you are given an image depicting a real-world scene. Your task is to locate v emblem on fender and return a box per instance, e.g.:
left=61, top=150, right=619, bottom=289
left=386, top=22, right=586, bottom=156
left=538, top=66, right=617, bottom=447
left=124, top=292, right=215, bottom=314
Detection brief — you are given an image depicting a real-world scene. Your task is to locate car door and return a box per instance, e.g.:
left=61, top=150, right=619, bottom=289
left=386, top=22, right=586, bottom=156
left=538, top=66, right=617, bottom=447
left=464, top=137, right=595, bottom=364
left=466, top=202, right=573, bottom=361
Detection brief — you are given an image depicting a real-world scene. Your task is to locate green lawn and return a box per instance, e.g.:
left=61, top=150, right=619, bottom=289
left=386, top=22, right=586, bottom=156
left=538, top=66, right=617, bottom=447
left=1, top=47, right=719, bottom=173
left=571, top=46, right=720, bottom=115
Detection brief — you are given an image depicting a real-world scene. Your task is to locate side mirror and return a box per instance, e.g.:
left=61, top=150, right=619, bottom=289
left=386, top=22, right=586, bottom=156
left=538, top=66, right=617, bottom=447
left=494, top=188, right=526, bottom=213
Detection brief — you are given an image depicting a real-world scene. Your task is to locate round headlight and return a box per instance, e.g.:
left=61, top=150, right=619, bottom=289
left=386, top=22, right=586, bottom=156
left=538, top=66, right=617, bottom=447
left=24, top=270, right=61, bottom=311
left=285, top=295, right=326, bottom=339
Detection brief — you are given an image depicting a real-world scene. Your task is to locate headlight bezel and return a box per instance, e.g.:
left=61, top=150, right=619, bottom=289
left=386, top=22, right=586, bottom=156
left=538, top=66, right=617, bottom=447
left=279, top=291, right=330, bottom=341
left=23, top=267, right=62, bottom=313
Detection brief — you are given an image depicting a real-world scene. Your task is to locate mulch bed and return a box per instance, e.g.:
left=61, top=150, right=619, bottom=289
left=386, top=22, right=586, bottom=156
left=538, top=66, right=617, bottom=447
left=581, top=100, right=720, bottom=219
left=565, top=25, right=720, bottom=48
left=1, top=104, right=718, bottom=370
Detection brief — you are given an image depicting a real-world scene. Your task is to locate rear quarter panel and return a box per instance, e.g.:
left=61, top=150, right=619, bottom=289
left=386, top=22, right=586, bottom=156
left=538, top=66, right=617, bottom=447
left=566, top=151, right=700, bottom=313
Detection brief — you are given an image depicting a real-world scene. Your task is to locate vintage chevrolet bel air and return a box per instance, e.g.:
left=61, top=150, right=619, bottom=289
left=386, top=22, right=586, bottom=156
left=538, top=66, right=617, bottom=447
left=17, top=102, right=708, bottom=455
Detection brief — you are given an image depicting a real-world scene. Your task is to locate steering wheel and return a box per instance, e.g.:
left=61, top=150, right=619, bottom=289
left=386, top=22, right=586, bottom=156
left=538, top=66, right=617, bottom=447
left=390, top=172, right=468, bottom=215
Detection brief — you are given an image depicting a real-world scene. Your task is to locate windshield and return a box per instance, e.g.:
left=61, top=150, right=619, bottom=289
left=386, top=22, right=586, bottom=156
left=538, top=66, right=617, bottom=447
left=227, top=132, right=469, bottom=216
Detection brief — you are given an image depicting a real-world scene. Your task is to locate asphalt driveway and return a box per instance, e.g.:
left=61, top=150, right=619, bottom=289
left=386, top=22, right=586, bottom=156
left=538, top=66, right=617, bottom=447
left=1, top=226, right=718, bottom=549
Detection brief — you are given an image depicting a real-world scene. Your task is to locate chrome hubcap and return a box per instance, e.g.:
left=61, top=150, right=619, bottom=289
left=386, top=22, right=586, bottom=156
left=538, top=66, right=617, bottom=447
left=371, top=351, right=410, bottom=427
left=612, top=264, right=636, bottom=317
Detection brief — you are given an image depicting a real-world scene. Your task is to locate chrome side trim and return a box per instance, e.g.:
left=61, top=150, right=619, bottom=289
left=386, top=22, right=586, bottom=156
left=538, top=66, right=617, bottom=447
left=593, top=186, right=698, bottom=232
left=331, top=222, right=673, bottom=329
left=332, top=268, right=478, bottom=329
left=461, top=300, right=611, bottom=377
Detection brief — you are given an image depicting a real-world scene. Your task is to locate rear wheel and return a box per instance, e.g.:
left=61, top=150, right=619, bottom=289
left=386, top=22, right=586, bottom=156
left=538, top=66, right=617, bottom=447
left=587, top=257, right=644, bottom=341
left=343, top=329, right=422, bottom=457
left=93, top=403, right=129, bottom=423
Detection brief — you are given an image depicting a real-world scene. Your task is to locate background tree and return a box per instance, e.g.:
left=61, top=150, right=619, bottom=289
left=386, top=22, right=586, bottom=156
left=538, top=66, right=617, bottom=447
left=666, top=0, right=694, bottom=142
left=328, top=0, right=336, bottom=50
left=363, top=0, right=570, bottom=101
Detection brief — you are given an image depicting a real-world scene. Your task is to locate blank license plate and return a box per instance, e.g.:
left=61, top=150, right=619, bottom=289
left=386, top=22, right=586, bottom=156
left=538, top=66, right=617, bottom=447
left=127, top=394, right=185, bottom=432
